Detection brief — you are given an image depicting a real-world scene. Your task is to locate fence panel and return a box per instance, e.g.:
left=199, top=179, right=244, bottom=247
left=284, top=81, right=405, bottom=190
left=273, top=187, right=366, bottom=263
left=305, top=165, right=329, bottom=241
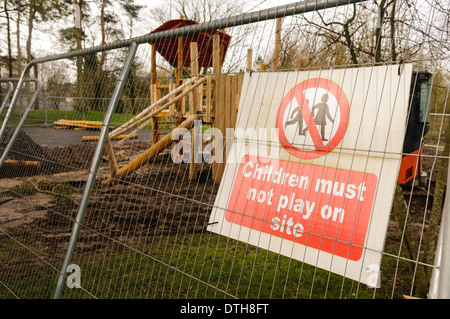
left=0, top=0, right=449, bottom=300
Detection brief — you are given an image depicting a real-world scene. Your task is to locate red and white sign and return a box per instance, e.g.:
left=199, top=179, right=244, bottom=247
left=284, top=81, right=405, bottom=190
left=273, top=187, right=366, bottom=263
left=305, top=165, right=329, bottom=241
left=226, top=155, right=377, bottom=261
left=208, top=65, right=413, bottom=285
left=276, top=78, right=350, bottom=159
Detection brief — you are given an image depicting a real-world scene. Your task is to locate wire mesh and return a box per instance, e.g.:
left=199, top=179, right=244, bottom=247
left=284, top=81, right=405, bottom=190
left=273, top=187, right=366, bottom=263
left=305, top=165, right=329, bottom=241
left=0, top=0, right=449, bottom=300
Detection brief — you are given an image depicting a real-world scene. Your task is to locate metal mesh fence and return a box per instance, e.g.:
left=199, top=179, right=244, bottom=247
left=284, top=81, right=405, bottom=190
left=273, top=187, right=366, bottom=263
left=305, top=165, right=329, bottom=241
left=0, top=0, right=449, bottom=300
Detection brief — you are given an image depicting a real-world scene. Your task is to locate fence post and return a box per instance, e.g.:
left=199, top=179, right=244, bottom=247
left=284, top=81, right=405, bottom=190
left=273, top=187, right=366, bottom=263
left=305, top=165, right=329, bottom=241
left=0, top=77, right=42, bottom=168
left=0, top=81, right=13, bottom=116
left=437, top=156, right=450, bottom=298
left=0, top=71, right=32, bottom=141
left=52, top=42, right=139, bottom=299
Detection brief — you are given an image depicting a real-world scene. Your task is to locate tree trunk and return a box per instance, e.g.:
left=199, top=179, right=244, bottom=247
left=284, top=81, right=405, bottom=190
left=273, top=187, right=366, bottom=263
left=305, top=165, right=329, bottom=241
left=389, top=0, right=397, bottom=62
left=27, top=0, right=40, bottom=108
left=4, top=0, right=13, bottom=77
left=17, top=0, right=22, bottom=76
left=24, top=0, right=36, bottom=105
left=73, top=0, right=84, bottom=110
left=26, top=0, right=35, bottom=64
left=374, top=0, right=386, bottom=63
left=343, top=4, right=358, bottom=65
left=93, top=0, right=107, bottom=110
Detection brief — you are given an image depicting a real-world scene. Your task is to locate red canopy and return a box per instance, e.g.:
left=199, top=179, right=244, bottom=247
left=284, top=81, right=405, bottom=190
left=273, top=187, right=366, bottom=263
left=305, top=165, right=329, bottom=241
left=149, top=19, right=231, bottom=68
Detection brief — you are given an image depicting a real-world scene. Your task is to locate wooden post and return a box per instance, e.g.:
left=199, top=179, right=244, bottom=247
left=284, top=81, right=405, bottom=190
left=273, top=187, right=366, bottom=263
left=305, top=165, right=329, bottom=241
left=297, top=58, right=307, bottom=70
left=190, top=42, right=200, bottom=114
left=212, top=74, right=225, bottom=182
left=169, top=82, right=176, bottom=116
left=213, top=33, right=221, bottom=75
left=190, top=42, right=201, bottom=179
left=150, top=43, right=157, bottom=84
left=176, top=23, right=184, bottom=121
left=150, top=44, right=160, bottom=144
left=212, top=33, right=221, bottom=119
left=205, top=76, right=212, bottom=123
left=151, top=84, right=160, bottom=144
left=211, top=33, right=224, bottom=182
left=189, top=42, right=200, bottom=180
left=219, top=29, right=226, bottom=70
left=104, top=137, right=118, bottom=178
left=246, top=49, right=253, bottom=72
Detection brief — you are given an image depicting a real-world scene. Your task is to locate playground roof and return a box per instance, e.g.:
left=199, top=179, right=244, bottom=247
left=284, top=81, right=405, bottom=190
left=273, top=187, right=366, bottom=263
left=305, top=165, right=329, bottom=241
left=149, top=19, right=231, bottom=68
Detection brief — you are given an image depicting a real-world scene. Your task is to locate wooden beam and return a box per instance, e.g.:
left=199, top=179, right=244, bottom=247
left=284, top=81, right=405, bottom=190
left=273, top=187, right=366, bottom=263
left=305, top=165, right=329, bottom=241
left=81, top=134, right=137, bottom=142
left=2, top=160, right=40, bottom=168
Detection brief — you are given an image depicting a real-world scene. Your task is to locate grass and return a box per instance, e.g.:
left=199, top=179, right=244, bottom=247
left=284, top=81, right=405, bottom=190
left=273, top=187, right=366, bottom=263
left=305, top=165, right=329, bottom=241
left=52, top=232, right=384, bottom=299
left=0, top=218, right=419, bottom=300
left=0, top=109, right=211, bottom=133
left=0, top=183, right=418, bottom=300
left=0, top=109, right=137, bottom=128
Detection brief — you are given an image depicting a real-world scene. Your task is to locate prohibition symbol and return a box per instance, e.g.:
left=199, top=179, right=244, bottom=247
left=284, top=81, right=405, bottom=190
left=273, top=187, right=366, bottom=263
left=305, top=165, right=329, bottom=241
left=276, top=78, right=350, bottom=159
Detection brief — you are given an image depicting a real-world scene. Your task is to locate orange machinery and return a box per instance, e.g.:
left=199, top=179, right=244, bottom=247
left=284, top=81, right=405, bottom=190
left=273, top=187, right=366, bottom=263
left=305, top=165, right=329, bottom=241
left=398, top=70, right=433, bottom=186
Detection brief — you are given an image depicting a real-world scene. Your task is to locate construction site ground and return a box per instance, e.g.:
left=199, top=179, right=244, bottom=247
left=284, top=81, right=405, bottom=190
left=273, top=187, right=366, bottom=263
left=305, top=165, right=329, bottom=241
left=0, top=127, right=443, bottom=298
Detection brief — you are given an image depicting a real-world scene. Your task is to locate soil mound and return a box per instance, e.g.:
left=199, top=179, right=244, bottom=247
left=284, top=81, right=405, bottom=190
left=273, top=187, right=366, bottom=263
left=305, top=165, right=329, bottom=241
left=0, top=128, right=96, bottom=177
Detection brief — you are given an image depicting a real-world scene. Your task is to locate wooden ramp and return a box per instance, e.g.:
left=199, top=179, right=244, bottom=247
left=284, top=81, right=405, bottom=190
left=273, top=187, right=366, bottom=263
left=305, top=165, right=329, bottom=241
left=102, top=76, right=206, bottom=184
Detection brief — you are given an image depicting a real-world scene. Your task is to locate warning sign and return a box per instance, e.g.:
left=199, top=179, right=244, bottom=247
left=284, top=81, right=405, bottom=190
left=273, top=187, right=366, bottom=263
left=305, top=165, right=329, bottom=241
left=225, top=155, right=377, bottom=261
left=208, top=65, right=413, bottom=285
left=225, top=156, right=377, bottom=260
left=276, top=78, right=349, bottom=159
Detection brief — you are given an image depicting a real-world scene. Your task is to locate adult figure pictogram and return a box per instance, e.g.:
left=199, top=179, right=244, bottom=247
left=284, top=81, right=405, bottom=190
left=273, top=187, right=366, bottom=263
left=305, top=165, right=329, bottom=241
left=311, top=94, right=335, bottom=141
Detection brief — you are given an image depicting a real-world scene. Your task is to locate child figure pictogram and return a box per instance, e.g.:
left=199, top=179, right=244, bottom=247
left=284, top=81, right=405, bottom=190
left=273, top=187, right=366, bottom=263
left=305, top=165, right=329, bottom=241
left=284, top=99, right=309, bottom=136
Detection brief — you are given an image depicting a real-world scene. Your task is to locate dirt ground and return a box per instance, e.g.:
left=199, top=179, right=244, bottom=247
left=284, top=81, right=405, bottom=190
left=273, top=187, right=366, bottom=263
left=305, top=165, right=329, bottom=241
left=0, top=126, right=442, bottom=242
left=0, top=129, right=219, bottom=255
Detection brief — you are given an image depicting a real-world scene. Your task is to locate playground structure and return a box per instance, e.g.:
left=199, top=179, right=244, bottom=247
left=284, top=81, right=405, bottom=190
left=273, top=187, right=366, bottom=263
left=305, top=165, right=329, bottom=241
left=101, top=18, right=244, bottom=185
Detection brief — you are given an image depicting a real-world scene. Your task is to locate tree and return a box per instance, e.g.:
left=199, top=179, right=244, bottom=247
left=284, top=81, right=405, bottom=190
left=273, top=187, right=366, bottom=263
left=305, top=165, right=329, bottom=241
left=120, top=0, right=143, bottom=38
left=26, top=0, right=70, bottom=62
left=16, top=0, right=22, bottom=75
left=3, top=0, right=13, bottom=77
left=149, top=0, right=261, bottom=74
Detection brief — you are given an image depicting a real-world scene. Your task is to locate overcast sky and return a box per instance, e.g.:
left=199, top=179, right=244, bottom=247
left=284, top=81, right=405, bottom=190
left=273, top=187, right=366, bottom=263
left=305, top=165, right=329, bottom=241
left=27, top=0, right=296, bottom=57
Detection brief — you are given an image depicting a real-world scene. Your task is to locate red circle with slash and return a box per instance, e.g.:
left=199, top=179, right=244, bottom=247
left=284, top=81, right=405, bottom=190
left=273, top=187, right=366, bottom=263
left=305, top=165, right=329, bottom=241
left=276, top=78, right=350, bottom=159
